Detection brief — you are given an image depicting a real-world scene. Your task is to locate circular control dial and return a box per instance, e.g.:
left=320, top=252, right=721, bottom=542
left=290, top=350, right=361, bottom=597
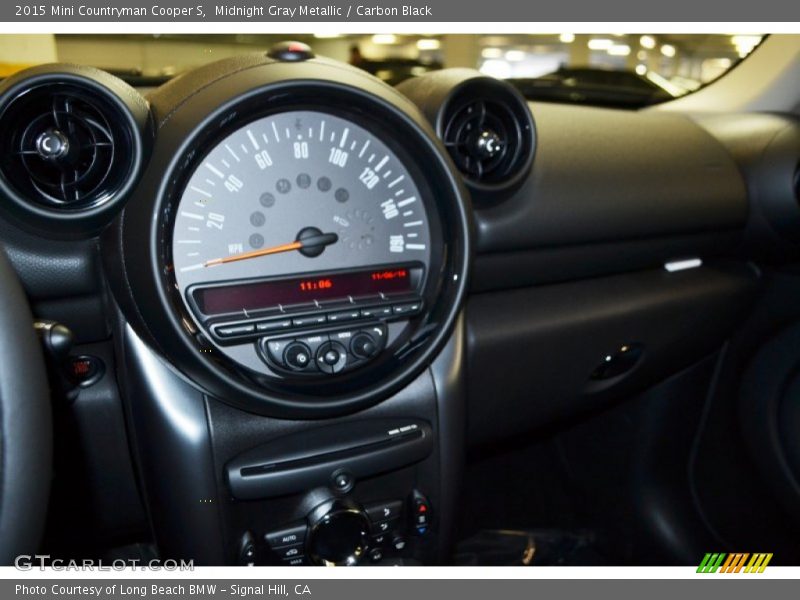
left=308, top=507, right=370, bottom=566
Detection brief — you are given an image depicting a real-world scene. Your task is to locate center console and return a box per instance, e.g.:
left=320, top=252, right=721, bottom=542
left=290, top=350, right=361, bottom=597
left=120, top=315, right=465, bottom=566
left=96, top=51, right=472, bottom=566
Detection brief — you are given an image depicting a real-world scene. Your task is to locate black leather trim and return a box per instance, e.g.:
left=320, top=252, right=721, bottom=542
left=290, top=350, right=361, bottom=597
left=0, top=246, right=51, bottom=564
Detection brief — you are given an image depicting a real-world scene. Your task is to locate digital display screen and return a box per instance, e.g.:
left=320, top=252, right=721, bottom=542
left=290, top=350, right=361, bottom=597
left=193, top=267, right=416, bottom=315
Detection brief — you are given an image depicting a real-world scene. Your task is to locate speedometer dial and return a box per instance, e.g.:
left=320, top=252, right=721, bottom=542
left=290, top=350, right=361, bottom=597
left=169, top=110, right=436, bottom=377
left=172, top=111, right=431, bottom=290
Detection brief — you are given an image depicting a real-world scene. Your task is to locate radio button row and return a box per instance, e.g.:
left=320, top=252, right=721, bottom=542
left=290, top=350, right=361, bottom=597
left=327, top=309, right=361, bottom=323
left=211, top=298, right=422, bottom=343
left=256, top=319, right=293, bottom=332
left=216, top=323, right=256, bottom=337
left=360, top=306, right=393, bottom=319
left=292, top=314, right=327, bottom=328
left=392, top=302, right=422, bottom=316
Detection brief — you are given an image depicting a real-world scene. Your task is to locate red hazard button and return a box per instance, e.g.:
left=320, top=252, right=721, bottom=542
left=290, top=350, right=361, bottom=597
left=67, top=355, right=104, bottom=387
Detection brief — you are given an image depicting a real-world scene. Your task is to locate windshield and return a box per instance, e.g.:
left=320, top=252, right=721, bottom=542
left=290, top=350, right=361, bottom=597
left=0, top=34, right=764, bottom=108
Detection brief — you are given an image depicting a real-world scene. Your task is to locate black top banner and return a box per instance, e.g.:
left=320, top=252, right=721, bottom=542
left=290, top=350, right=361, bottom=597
left=3, top=0, right=796, bottom=22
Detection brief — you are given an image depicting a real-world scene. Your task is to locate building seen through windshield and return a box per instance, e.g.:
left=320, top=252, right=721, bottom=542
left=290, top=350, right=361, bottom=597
left=0, top=33, right=763, bottom=108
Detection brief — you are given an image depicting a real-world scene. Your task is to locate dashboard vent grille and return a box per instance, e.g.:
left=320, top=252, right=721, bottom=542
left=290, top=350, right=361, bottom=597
left=0, top=82, right=135, bottom=210
left=440, top=79, right=535, bottom=193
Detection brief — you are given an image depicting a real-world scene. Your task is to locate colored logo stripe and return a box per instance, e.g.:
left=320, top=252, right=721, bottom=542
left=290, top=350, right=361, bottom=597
left=720, top=553, right=749, bottom=573
left=697, top=553, right=773, bottom=573
left=697, top=553, right=726, bottom=573
left=744, top=553, right=773, bottom=573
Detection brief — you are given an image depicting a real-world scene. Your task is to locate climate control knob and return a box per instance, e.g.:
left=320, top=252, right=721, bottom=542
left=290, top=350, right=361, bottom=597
left=307, top=501, right=370, bottom=566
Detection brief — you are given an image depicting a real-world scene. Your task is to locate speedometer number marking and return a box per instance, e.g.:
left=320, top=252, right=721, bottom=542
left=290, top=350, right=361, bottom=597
left=390, top=235, right=405, bottom=253
left=328, top=147, right=349, bottom=167
left=254, top=150, right=273, bottom=169
left=381, top=199, right=399, bottom=219
left=224, top=175, right=244, bottom=192
left=359, top=167, right=379, bottom=189
left=293, top=142, right=309, bottom=159
left=207, top=212, right=225, bottom=230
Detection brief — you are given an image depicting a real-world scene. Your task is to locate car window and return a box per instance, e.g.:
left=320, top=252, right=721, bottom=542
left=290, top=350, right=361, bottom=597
left=0, top=33, right=764, bottom=108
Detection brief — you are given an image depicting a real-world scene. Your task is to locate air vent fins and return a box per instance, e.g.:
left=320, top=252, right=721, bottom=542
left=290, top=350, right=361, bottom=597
left=440, top=78, right=535, bottom=196
left=2, top=83, right=132, bottom=208
left=0, top=66, right=149, bottom=234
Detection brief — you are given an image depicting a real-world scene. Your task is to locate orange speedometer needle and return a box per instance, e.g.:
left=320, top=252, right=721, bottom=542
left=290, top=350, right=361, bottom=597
left=204, top=230, right=338, bottom=267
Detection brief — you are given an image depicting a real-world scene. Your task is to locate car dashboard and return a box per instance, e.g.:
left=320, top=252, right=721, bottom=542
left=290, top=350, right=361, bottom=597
left=0, top=40, right=798, bottom=566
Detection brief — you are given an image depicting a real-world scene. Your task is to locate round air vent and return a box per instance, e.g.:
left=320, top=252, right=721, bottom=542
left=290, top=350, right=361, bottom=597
left=0, top=65, right=150, bottom=235
left=438, top=78, right=535, bottom=198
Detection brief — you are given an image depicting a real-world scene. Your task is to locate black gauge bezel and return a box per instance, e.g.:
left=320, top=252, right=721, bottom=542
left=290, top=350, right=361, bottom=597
left=117, top=59, right=471, bottom=418
left=160, top=96, right=448, bottom=396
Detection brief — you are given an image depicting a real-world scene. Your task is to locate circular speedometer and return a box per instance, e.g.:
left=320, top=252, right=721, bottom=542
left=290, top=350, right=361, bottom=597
left=170, top=110, right=438, bottom=377
left=173, top=111, right=432, bottom=287
left=115, top=60, right=470, bottom=416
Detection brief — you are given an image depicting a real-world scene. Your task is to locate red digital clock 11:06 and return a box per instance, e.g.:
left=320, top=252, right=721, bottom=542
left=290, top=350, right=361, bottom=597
left=194, top=266, right=416, bottom=316
left=299, top=279, right=334, bottom=292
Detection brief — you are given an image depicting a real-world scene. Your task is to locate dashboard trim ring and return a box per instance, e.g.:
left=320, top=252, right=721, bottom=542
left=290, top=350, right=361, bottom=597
left=111, top=57, right=472, bottom=418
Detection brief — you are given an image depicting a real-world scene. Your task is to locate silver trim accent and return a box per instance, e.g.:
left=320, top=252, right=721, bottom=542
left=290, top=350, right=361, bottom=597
left=664, top=258, right=703, bottom=272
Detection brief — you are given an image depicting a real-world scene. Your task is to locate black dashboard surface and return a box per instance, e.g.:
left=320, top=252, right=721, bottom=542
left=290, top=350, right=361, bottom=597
left=1, top=51, right=799, bottom=567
